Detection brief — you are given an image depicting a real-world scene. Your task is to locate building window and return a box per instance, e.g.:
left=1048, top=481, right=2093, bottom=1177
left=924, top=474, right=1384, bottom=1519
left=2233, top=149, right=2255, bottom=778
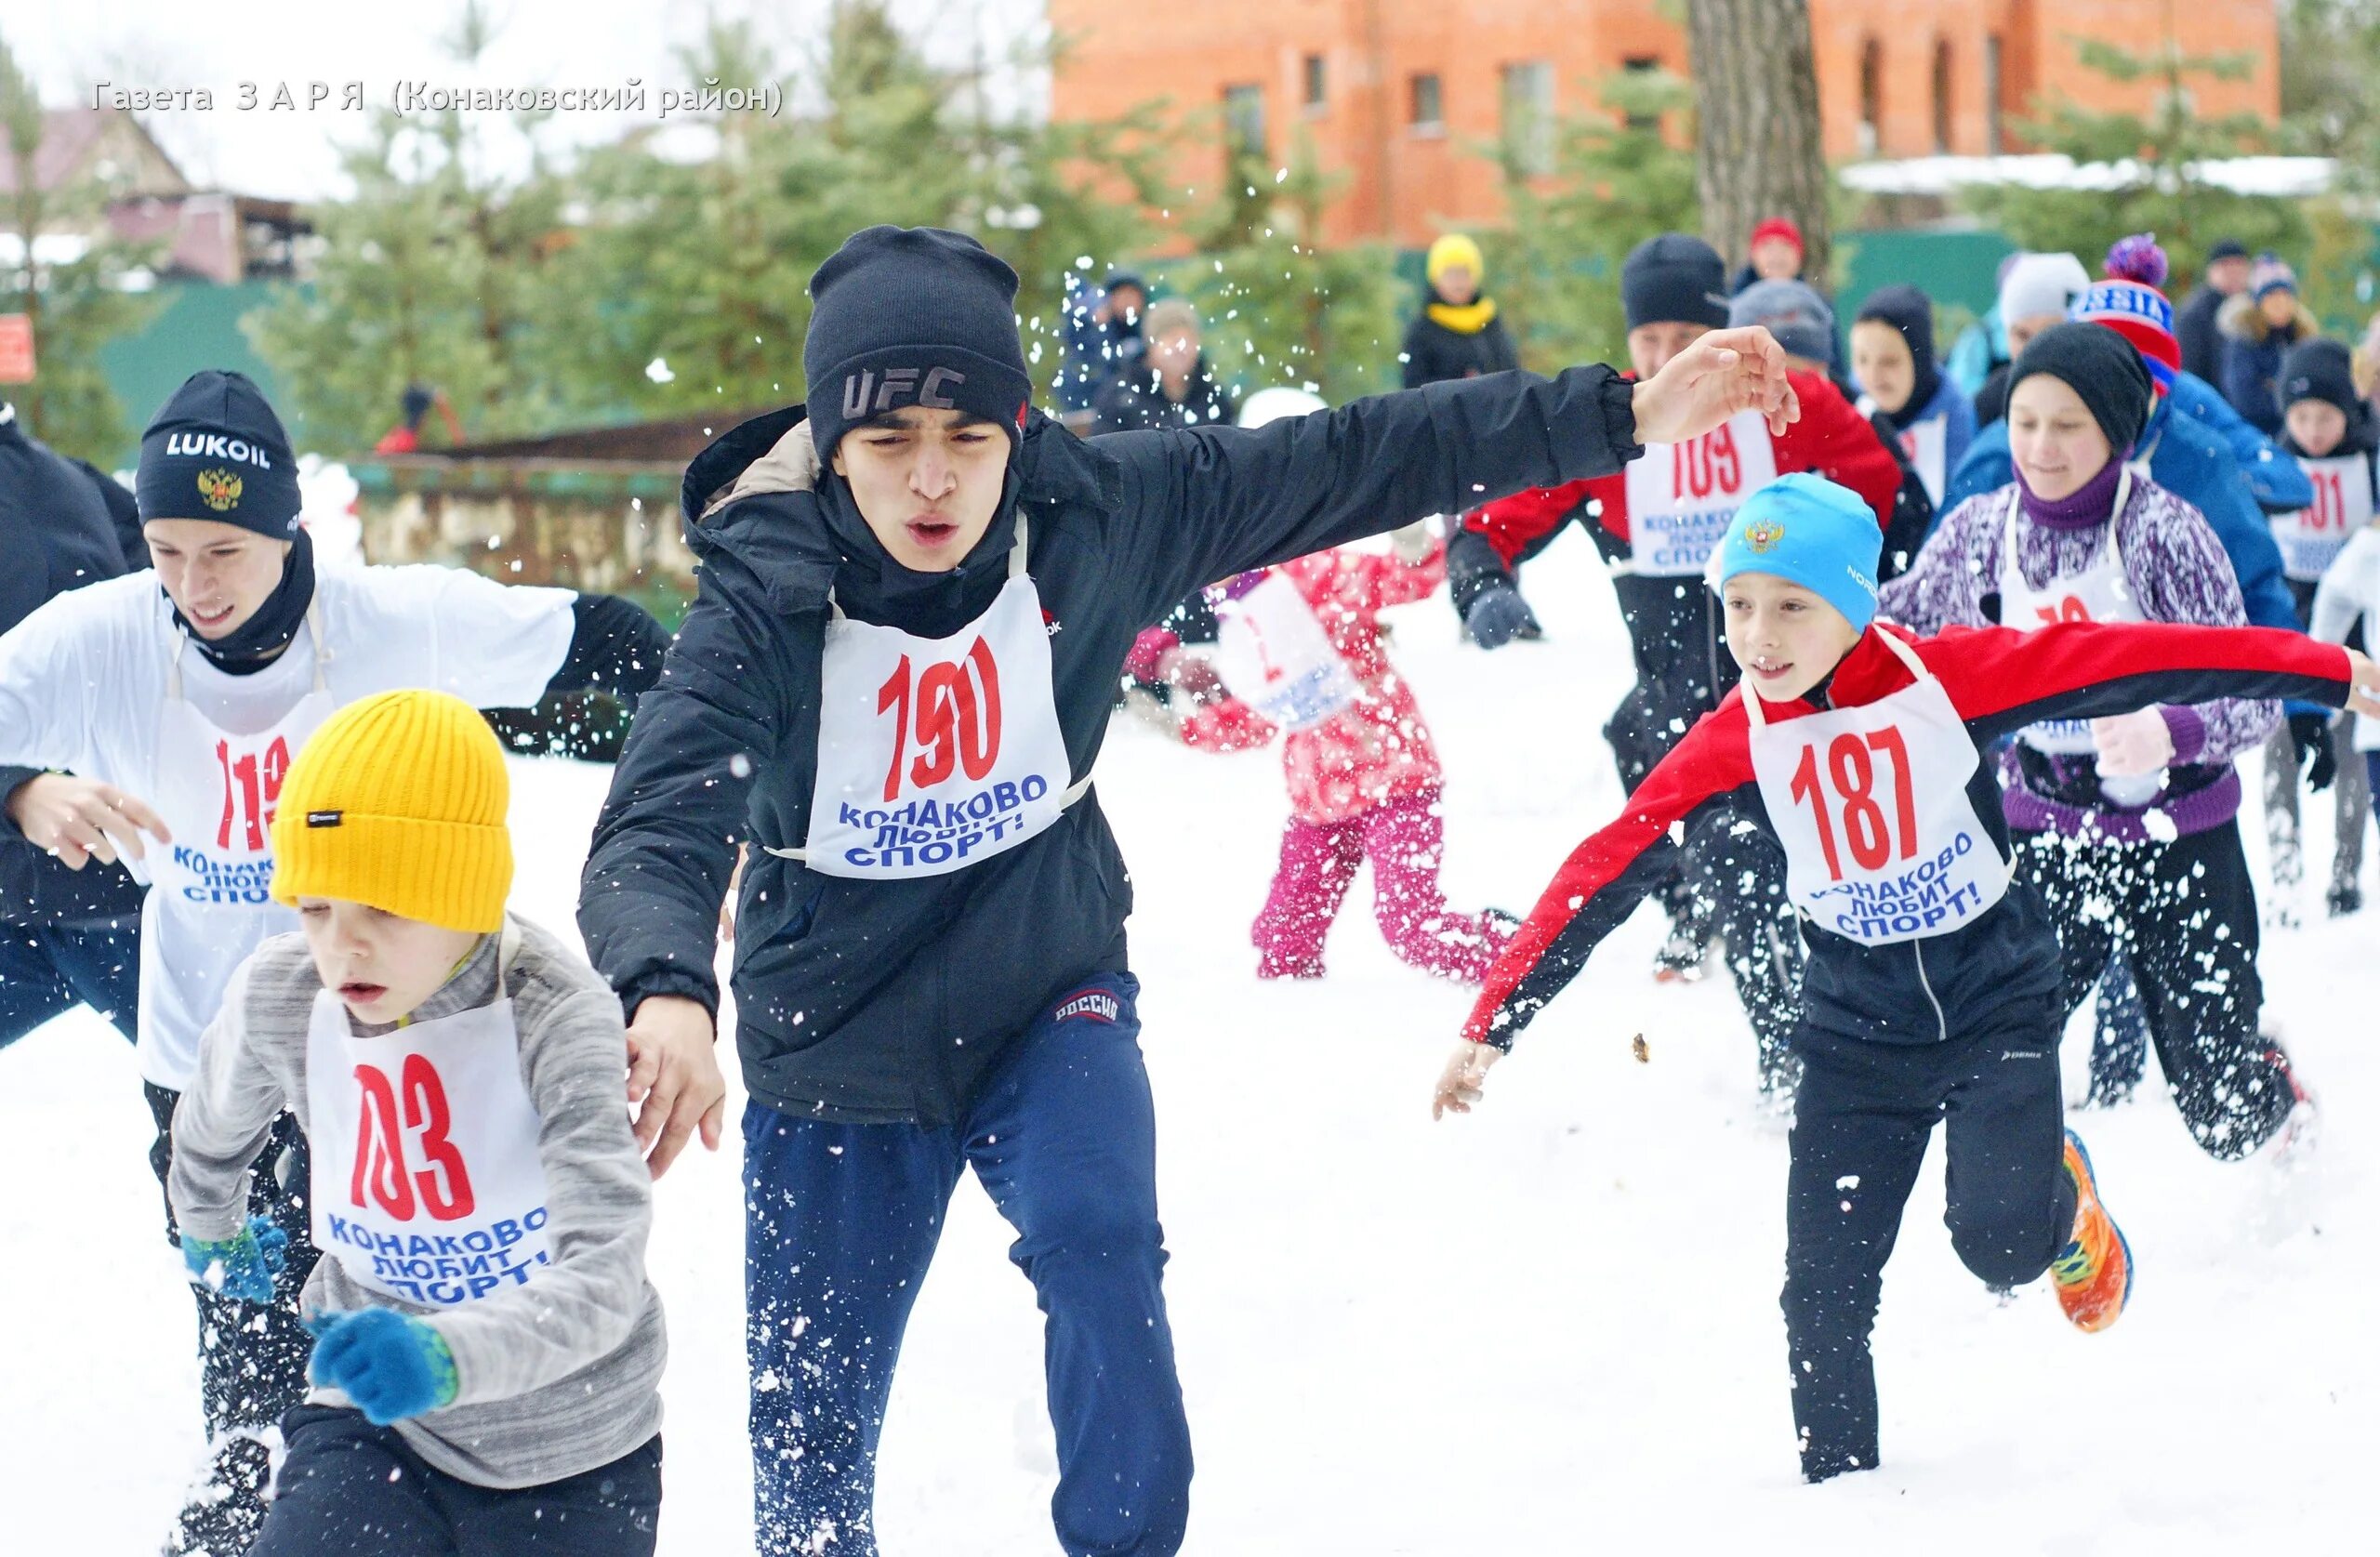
left=1501, top=59, right=1554, bottom=175
left=1223, top=83, right=1266, bottom=158
left=1932, top=40, right=1953, bottom=152
left=1985, top=34, right=2003, bottom=153
left=1621, top=55, right=1663, bottom=132
left=1409, top=73, right=1443, bottom=133
left=1302, top=54, right=1326, bottom=112
left=1858, top=38, right=1884, bottom=157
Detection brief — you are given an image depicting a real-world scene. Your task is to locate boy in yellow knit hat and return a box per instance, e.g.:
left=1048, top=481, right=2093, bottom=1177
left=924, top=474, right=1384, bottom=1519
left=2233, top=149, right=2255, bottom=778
left=1402, top=231, right=1520, bottom=387
left=167, top=690, right=668, bottom=1556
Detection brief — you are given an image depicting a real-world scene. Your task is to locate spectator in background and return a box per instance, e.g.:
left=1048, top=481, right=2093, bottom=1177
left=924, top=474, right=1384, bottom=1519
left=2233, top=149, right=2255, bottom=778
left=1730, top=216, right=1807, bottom=296
left=1055, top=270, right=1147, bottom=428
left=1973, top=252, right=2091, bottom=429
left=2219, top=253, right=2313, bottom=435
left=2175, top=238, right=2252, bottom=385
left=1091, top=298, right=1237, bottom=435
left=1400, top=233, right=1519, bottom=389
left=372, top=382, right=461, bottom=455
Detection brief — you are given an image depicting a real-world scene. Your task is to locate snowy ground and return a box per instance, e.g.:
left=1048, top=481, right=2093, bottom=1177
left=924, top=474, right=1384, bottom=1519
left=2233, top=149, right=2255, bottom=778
left=4, top=530, right=2369, bottom=1554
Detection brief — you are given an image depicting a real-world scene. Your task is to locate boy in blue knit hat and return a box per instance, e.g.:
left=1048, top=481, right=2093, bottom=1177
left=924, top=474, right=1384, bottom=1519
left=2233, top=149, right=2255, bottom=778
left=1433, top=471, right=2380, bottom=1483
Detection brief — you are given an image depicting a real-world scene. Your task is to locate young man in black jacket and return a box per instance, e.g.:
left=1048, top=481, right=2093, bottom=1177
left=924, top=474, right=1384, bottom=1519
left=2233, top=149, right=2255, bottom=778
left=578, top=224, right=1798, bottom=1557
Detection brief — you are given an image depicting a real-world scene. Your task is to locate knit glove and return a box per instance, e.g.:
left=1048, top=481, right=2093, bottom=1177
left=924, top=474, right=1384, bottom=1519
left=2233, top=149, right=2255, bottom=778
left=1464, top=584, right=1541, bottom=650
left=2290, top=711, right=2338, bottom=793
left=180, top=1215, right=288, bottom=1305
left=306, top=1309, right=459, bottom=1425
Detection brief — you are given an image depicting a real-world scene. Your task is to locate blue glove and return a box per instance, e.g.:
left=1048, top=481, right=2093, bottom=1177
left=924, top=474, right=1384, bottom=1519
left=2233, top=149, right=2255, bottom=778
left=306, top=1309, right=459, bottom=1425
left=180, top=1214, right=288, bottom=1305
left=1464, top=585, right=1542, bottom=650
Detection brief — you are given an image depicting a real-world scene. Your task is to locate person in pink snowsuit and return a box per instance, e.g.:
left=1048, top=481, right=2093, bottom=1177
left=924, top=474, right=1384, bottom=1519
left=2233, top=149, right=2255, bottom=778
left=1131, top=528, right=1514, bottom=982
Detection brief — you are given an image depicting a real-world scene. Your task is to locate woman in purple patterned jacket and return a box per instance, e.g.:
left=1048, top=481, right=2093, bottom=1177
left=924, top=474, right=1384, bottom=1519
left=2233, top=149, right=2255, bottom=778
left=1878, top=323, right=2317, bottom=1168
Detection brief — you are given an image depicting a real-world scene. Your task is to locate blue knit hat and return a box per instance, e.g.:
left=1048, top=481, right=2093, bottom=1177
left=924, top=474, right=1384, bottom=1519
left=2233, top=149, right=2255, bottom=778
left=1712, top=473, right=1881, bottom=633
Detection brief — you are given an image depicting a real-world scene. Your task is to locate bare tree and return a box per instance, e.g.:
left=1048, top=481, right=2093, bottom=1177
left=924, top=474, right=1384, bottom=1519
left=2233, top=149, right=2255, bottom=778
left=1686, top=0, right=1831, bottom=276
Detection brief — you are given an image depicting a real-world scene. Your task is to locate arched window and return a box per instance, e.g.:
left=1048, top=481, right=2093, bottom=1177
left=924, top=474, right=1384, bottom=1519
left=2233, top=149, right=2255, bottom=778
left=1933, top=39, right=1954, bottom=152
left=1858, top=38, right=1884, bottom=157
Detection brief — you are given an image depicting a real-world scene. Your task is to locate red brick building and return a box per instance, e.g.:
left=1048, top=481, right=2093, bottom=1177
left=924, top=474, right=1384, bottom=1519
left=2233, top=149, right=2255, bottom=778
left=1046, top=0, right=2281, bottom=250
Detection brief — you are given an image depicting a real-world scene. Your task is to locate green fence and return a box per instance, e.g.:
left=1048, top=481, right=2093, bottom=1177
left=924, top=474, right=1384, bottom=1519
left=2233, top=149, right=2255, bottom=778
left=95, top=280, right=297, bottom=470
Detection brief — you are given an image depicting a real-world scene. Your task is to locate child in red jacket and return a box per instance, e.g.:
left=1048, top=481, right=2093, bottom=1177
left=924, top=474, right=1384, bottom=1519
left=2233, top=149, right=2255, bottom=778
left=1161, top=524, right=1514, bottom=982
left=1434, top=471, right=2380, bottom=1482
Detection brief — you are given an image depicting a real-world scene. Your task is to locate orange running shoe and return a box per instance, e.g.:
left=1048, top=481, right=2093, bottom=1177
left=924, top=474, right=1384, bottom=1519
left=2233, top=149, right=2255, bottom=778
left=2052, top=1129, right=2133, bottom=1333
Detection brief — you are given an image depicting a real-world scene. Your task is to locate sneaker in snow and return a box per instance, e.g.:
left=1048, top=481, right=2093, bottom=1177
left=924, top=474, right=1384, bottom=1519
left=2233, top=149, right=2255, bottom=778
left=2327, top=883, right=2362, bottom=918
left=2262, top=1047, right=2320, bottom=1169
left=1652, top=931, right=1712, bottom=984
left=2052, top=1129, right=2133, bottom=1333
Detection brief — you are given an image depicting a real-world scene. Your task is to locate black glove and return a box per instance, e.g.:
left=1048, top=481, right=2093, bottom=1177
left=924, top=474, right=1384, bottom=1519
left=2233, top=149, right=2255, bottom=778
left=1464, top=585, right=1542, bottom=651
left=2290, top=710, right=2337, bottom=792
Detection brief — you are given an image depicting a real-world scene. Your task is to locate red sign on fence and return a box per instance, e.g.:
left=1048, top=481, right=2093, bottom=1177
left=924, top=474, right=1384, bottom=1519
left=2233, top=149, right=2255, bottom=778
left=0, top=315, right=33, bottom=385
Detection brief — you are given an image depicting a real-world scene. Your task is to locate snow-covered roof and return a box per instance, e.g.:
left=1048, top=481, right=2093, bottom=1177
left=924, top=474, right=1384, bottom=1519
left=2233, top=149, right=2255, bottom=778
left=1839, top=155, right=2337, bottom=200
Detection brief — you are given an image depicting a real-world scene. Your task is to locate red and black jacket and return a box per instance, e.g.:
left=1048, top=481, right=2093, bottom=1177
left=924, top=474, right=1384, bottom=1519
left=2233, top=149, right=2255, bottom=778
left=1465, top=620, right=2357, bottom=1052
left=1446, top=370, right=1910, bottom=743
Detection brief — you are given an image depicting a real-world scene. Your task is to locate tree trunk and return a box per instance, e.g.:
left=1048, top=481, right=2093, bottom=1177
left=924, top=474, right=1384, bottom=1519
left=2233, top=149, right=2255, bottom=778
left=1687, top=0, right=1831, bottom=278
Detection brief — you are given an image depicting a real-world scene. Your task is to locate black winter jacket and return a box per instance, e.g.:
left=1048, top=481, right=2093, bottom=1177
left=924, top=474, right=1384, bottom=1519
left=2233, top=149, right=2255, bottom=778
left=580, top=369, right=1642, bottom=1122
left=1400, top=307, right=1521, bottom=389
left=1090, top=359, right=1237, bottom=435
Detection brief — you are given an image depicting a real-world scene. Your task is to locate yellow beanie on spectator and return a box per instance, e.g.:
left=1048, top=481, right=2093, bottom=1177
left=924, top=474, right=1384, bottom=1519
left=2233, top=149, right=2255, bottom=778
left=1426, top=233, right=1486, bottom=287
left=271, top=690, right=511, bottom=932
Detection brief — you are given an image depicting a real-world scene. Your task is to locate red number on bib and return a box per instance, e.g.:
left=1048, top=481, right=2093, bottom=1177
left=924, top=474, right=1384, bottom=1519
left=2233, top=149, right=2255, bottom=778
left=2310, top=470, right=2347, bottom=534
left=1711, top=423, right=1742, bottom=495
left=351, top=1063, right=416, bottom=1221
left=2033, top=595, right=2091, bottom=627
left=1789, top=728, right=1919, bottom=882
left=877, top=637, right=1008, bottom=801
left=402, top=1054, right=476, bottom=1221
left=351, top=1059, right=477, bottom=1222
left=214, top=735, right=294, bottom=851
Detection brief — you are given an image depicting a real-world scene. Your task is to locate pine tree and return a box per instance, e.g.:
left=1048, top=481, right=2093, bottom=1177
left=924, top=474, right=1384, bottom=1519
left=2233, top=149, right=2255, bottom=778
left=1182, top=138, right=1403, bottom=406
left=1496, top=68, right=1700, bottom=374
left=245, top=2, right=576, bottom=451
left=0, top=27, right=160, bottom=464
left=1960, top=38, right=2307, bottom=286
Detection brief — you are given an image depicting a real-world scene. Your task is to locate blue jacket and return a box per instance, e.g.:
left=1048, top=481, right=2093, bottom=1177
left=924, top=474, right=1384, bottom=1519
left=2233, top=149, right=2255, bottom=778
left=580, top=368, right=1644, bottom=1123
left=1943, top=397, right=2300, bottom=637
left=1873, top=374, right=1976, bottom=502
left=1054, top=284, right=1143, bottom=414
left=2168, top=370, right=2311, bottom=513
left=1946, top=307, right=2007, bottom=397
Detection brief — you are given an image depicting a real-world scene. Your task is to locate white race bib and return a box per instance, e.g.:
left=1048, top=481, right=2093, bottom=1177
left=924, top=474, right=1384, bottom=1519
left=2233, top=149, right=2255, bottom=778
left=307, top=927, right=555, bottom=1308
left=1991, top=482, right=2142, bottom=762
left=789, top=519, right=1082, bottom=880
left=1622, top=411, right=1779, bottom=576
left=2272, top=455, right=2373, bottom=584
left=1210, top=573, right=1360, bottom=732
left=139, top=609, right=332, bottom=1089
left=1746, top=632, right=2010, bottom=946
left=1898, top=414, right=1948, bottom=508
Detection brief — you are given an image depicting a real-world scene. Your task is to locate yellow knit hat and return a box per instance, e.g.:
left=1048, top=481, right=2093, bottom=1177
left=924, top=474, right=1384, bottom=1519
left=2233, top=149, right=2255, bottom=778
left=1427, top=233, right=1486, bottom=287
left=271, top=690, right=512, bottom=932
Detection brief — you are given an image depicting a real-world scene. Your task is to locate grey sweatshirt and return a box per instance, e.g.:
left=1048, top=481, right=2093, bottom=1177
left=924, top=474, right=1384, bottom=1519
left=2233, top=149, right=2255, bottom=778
left=168, top=916, right=666, bottom=1490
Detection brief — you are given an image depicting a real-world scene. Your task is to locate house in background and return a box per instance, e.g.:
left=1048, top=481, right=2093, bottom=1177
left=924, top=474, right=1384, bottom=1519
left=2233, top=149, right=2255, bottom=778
left=1045, top=0, right=2283, bottom=251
